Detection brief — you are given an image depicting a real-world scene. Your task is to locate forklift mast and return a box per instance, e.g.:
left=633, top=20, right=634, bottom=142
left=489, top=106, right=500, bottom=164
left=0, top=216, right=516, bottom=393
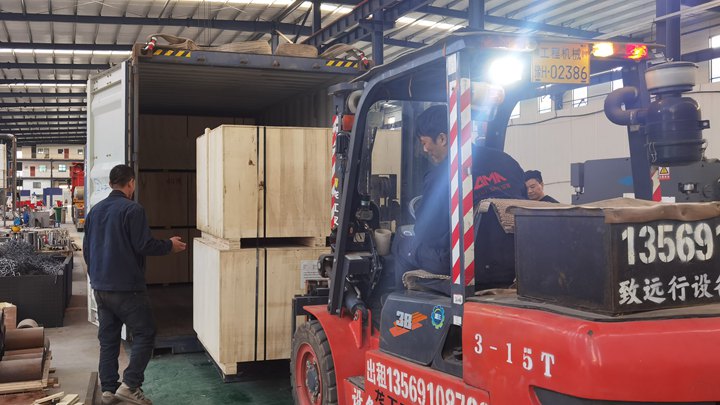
left=323, top=32, right=708, bottom=324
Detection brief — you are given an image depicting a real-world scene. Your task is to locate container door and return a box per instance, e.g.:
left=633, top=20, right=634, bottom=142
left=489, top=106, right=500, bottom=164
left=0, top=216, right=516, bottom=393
left=86, top=61, right=131, bottom=213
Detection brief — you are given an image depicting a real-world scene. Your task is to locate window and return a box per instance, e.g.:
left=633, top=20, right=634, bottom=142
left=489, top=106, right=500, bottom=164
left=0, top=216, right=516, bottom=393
left=510, top=103, right=520, bottom=119
left=33, top=182, right=41, bottom=189
left=16, top=162, right=21, bottom=171
left=39, top=165, right=47, bottom=173
left=78, top=149, right=84, bottom=155
left=538, top=95, right=552, bottom=114
left=57, top=149, right=63, bottom=154
left=58, top=164, right=67, bottom=172
left=16, top=150, right=21, bottom=159
left=711, top=35, right=720, bottom=83
left=572, top=87, right=588, bottom=108
left=611, top=79, right=623, bottom=91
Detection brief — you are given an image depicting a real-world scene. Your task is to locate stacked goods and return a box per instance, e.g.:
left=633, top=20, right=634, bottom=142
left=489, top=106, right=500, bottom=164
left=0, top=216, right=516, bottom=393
left=0, top=315, right=54, bottom=394
left=193, top=125, right=331, bottom=376
left=136, top=115, right=251, bottom=284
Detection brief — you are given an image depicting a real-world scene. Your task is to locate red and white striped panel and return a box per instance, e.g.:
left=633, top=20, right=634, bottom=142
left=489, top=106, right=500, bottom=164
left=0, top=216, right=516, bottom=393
left=447, top=55, right=462, bottom=286
left=330, top=115, right=340, bottom=229
left=651, top=166, right=662, bottom=202
left=458, top=77, right=475, bottom=287
left=449, top=80, right=461, bottom=285
left=447, top=55, right=475, bottom=287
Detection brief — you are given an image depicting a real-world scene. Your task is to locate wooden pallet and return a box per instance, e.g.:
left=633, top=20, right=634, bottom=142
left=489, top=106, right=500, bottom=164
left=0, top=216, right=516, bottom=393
left=200, top=232, right=326, bottom=250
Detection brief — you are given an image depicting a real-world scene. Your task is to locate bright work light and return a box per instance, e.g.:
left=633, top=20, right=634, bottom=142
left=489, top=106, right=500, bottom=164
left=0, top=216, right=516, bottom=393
left=488, top=57, right=523, bottom=85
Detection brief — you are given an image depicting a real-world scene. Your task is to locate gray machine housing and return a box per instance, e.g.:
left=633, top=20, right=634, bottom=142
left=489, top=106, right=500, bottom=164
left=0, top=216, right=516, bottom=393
left=571, top=158, right=720, bottom=204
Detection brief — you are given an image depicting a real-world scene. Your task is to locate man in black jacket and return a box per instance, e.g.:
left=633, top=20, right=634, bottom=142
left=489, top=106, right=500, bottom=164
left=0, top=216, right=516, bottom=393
left=524, top=170, right=559, bottom=203
left=84, top=164, right=185, bottom=405
left=394, top=105, right=527, bottom=294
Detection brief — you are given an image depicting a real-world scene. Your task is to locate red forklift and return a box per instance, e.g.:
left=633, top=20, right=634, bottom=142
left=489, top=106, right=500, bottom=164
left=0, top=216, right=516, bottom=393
left=70, top=162, right=85, bottom=231
left=291, top=31, right=719, bottom=404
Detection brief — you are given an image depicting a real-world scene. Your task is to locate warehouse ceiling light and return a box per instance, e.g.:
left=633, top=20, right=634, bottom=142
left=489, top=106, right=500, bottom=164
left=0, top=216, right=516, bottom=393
left=396, top=16, right=462, bottom=32
left=0, top=49, right=131, bottom=56
left=181, top=0, right=351, bottom=13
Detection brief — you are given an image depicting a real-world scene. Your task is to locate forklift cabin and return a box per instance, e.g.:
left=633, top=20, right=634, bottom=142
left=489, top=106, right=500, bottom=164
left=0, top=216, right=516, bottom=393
left=292, top=31, right=719, bottom=405
left=325, top=32, right=670, bottom=320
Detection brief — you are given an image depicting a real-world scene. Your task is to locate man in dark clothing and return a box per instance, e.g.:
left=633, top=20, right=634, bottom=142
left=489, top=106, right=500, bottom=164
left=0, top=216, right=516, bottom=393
left=393, top=105, right=451, bottom=290
left=473, top=146, right=527, bottom=201
left=84, top=164, right=186, bottom=405
left=393, top=105, right=528, bottom=293
left=524, top=170, right=559, bottom=203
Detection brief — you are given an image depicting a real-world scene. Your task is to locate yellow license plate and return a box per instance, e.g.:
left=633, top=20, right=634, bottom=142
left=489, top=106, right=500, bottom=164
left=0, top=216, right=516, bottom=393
left=531, top=42, right=590, bottom=84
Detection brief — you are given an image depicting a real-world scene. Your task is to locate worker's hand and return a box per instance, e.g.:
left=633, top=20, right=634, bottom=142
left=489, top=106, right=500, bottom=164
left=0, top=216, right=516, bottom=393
left=170, top=236, right=187, bottom=253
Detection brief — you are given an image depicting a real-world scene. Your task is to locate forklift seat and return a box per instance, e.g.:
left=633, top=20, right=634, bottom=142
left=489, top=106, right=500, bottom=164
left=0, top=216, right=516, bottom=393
left=402, top=269, right=451, bottom=295
left=474, top=199, right=568, bottom=291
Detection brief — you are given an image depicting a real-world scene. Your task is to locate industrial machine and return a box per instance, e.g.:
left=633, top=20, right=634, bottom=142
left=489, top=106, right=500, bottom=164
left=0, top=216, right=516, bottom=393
left=291, top=32, right=720, bottom=404
left=70, top=162, right=85, bottom=231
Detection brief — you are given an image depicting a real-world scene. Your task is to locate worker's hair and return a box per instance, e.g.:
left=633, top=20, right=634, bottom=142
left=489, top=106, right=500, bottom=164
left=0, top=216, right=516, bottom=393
left=524, top=170, right=544, bottom=184
left=415, top=105, right=448, bottom=141
left=109, top=164, right=135, bottom=187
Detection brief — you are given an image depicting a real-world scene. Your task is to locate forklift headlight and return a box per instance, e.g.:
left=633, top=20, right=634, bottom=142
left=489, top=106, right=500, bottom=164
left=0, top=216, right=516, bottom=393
left=488, top=57, right=523, bottom=85
left=591, top=42, right=615, bottom=58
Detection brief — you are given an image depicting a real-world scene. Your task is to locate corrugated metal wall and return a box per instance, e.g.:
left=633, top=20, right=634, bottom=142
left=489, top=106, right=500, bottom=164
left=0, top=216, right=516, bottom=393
left=259, top=85, right=335, bottom=128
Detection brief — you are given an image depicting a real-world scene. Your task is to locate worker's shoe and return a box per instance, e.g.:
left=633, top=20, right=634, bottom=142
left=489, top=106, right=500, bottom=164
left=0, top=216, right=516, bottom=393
left=101, top=391, right=118, bottom=404
left=114, top=382, right=153, bottom=405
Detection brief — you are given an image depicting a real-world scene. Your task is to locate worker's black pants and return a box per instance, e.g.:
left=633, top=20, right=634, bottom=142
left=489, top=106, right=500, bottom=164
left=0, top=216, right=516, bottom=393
left=94, top=290, right=156, bottom=393
left=393, top=236, right=451, bottom=295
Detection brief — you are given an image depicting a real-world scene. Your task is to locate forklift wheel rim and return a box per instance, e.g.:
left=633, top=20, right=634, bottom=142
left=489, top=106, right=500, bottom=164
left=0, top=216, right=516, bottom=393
left=296, top=343, right=322, bottom=405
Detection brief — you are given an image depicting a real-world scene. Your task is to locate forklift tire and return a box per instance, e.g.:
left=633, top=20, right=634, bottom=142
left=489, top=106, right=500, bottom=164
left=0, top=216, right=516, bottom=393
left=291, top=320, right=337, bottom=405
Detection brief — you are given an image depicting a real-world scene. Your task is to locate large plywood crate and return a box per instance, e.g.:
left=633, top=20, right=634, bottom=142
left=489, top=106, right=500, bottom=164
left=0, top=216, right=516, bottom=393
left=193, top=236, right=327, bottom=374
left=196, top=125, right=331, bottom=241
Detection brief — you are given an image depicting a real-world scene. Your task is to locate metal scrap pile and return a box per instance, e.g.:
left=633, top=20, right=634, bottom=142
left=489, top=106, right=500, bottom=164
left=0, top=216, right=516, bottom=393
left=0, top=240, right=64, bottom=277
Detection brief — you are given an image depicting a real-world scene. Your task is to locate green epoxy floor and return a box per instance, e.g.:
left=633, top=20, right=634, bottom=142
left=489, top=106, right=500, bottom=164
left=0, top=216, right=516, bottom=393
left=142, top=353, right=293, bottom=405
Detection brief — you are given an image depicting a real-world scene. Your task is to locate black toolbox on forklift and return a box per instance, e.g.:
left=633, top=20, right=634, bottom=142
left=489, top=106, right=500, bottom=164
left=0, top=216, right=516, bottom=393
left=513, top=200, right=720, bottom=315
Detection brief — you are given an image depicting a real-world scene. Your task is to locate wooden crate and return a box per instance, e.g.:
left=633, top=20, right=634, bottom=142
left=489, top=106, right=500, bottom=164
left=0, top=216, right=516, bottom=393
left=196, top=125, right=331, bottom=240
left=137, top=172, right=189, bottom=228
left=193, top=237, right=327, bottom=373
left=264, top=127, right=331, bottom=239
left=198, top=125, right=261, bottom=240
left=187, top=228, right=202, bottom=280
left=138, top=115, right=192, bottom=170
left=146, top=228, right=190, bottom=284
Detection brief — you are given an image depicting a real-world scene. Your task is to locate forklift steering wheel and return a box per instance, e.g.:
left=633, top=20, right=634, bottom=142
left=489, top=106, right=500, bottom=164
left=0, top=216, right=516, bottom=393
left=409, top=195, right=423, bottom=220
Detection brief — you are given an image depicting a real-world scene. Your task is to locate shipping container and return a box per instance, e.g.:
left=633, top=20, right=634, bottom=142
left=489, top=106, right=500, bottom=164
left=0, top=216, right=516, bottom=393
left=86, top=45, right=359, bottom=350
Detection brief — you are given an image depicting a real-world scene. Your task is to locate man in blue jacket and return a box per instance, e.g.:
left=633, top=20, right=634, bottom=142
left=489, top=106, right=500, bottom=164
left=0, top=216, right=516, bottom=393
left=84, top=164, right=186, bottom=405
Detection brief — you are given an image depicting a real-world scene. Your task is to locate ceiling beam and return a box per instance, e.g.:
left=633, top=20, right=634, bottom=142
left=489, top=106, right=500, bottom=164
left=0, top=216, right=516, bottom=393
left=0, top=12, right=312, bottom=36
left=417, top=6, right=604, bottom=38
left=310, top=0, right=432, bottom=49
left=0, top=92, right=86, bottom=98
left=0, top=124, right=86, bottom=130
left=0, top=42, right=133, bottom=51
left=0, top=117, right=86, bottom=123
left=0, top=102, right=86, bottom=108
left=0, top=79, right=86, bottom=85
left=303, top=0, right=401, bottom=48
left=0, top=111, right=86, bottom=116
left=0, top=62, right=109, bottom=70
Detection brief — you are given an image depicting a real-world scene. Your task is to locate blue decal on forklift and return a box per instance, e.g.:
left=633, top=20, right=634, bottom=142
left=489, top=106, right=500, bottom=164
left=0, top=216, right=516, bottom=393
left=431, top=306, right=445, bottom=330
